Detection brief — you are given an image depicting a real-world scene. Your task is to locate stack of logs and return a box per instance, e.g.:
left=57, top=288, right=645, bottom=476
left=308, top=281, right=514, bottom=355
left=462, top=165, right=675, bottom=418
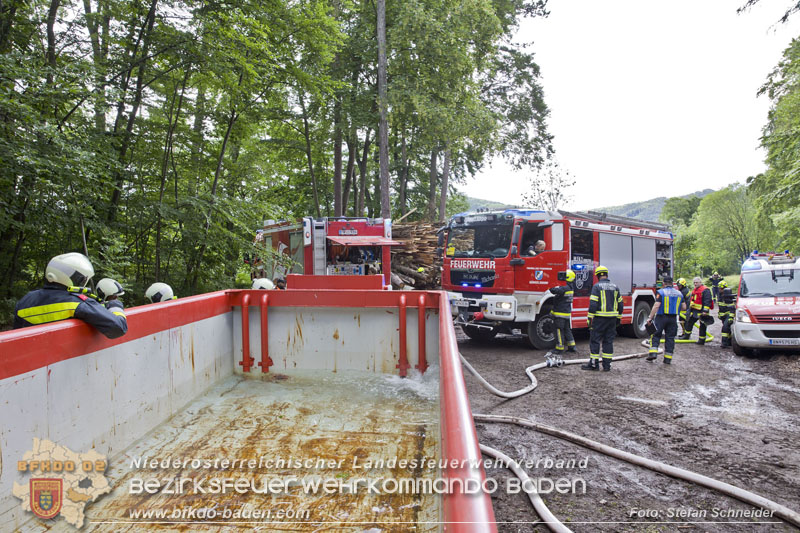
left=391, top=222, right=443, bottom=289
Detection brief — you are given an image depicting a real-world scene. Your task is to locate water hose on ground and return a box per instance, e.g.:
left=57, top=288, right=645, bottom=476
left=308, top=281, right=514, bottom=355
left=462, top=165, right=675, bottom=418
left=479, top=443, right=574, bottom=533
left=474, top=413, right=800, bottom=530
left=464, top=348, right=800, bottom=530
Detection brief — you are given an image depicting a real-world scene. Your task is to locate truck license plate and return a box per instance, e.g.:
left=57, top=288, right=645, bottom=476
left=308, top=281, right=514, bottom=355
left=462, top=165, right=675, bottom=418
left=452, top=299, right=471, bottom=307
left=769, top=339, right=800, bottom=346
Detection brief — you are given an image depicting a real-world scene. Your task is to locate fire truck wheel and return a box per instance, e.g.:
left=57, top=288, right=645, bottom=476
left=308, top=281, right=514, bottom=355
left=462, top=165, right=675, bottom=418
left=731, top=335, right=753, bottom=357
left=462, top=325, right=498, bottom=342
left=527, top=312, right=556, bottom=350
left=621, top=300, right=652, bottom=338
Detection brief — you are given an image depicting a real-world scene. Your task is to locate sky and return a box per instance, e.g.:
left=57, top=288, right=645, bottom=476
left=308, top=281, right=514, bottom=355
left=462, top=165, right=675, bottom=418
left=458, top=0, right=800, bottom=211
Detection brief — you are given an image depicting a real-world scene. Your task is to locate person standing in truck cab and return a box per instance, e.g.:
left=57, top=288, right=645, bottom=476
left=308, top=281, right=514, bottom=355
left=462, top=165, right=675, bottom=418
left=525, top=240, right=546, bottom=256
left=680, top=276, right=713, bottom=345
left=717, top=280, right=735, bottom=348
left=547, top=270, right=578, bottom=358
left=582, top=265, right=623, bottom=372
left=14, top=253, right=128, bottom=339
left=645, top=276, right=685, bottom=364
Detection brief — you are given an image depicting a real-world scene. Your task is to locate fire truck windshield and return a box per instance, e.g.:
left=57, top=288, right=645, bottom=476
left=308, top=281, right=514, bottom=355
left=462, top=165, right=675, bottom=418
left=447, top=220, right=513, bottom=258
left=740, top=268, right=800, bottom=298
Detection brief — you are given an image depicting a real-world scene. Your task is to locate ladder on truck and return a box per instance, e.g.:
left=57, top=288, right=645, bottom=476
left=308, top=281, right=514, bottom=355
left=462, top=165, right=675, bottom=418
left=312, top=219, right=326, bottom=275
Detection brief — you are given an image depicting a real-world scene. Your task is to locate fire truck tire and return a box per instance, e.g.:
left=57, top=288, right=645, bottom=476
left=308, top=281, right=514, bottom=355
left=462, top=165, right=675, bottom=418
left=462, top=325, right=498, bottom=342
left=527, top=312, right=556, bottom=350
left=621, top=300, right=651, bottom=338
left=731, top=335, right=753, bottom=357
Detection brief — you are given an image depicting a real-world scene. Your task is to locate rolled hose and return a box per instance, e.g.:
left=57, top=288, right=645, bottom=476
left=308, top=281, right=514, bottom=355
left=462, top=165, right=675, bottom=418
left=479, top=443, right=574, bottom=533
left=464, top=349, right=800, bottom=529
left=474, top=413, right=800, bottom=529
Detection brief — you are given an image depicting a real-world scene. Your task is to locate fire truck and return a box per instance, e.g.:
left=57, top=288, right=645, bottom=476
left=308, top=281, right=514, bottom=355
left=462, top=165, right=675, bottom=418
left=441, top=209, right=674, bottom=349
left=249, top=217, right=402, bottom=287
left=732, top=251, right=800, bottom=356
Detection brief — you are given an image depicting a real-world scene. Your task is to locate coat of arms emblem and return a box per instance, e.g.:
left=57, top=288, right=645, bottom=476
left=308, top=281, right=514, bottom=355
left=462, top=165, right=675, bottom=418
left=30, top=478, right=62, bottom=520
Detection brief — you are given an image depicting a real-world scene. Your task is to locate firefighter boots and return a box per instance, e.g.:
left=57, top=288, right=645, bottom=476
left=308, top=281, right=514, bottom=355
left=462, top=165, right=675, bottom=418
left=646, top=353, right=657, bottom=361
left=580, top=360, right=599, bottom=371
left=679, top=333, right=691, bottom=340
left=601, top=361, right=611, bottom=372
left=696, top=339, right=705, bottom=346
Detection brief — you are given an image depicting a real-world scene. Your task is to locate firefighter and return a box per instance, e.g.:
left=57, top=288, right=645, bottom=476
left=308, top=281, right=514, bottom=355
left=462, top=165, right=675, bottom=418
left=676, top=277, right=690, bottom=330
left=13, top=253, right=128, bottom=339
left=645, top=276, right=686, bottom=364
left=581, top=265, right=623, bottom=371
left=717, top=279, right=735, bottom=348
left=273, top=276, right=287, bottom=290
left=679, top=276, right=713, bottom=344
left=96, top=278, right=125, bottom=303
left=525, top=240, right=546, bottom=256
left=146, top=282, right=176, bottom=303
left=547, top=270, right=578, bottom=359
left=710, top=271, right=721, bottom=303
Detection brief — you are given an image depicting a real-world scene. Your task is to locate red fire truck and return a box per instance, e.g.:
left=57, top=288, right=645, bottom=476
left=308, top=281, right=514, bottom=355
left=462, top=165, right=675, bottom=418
left=250, top=217, right=402, bottom=287
left=441, top=209, right=674, bottom=348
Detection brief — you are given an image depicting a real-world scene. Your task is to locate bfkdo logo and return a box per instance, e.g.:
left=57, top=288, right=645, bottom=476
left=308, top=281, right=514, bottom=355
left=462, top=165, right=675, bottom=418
left=30, top=478, right=63, bottom=519
left=13, top=438, right=111, bottom=528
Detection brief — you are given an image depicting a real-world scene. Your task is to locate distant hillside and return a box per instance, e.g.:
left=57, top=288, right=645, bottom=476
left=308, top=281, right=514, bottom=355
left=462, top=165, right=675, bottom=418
left=591, top=189, right=714, bottom=223
left=465, top=189, right=714, bottom=223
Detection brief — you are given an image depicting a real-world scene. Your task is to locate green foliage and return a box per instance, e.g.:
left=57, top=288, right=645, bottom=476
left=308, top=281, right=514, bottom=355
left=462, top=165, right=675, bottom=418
left=660, top=196, right=701, bottom=226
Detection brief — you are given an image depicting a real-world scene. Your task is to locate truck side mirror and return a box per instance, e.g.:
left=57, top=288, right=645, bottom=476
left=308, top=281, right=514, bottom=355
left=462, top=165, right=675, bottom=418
left=511, top=225, right=521, bottom=248
left=510, top=245, right=518, bottom=256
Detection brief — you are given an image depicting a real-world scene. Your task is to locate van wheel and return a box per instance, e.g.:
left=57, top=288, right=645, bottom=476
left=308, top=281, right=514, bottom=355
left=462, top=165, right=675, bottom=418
left=731, top=335, right=753, bottom=357
left=527, top=310, right=556, bottom=350
left=462, top=325, right=498, bottom=342
left=621, top=301, right=651, bottom=338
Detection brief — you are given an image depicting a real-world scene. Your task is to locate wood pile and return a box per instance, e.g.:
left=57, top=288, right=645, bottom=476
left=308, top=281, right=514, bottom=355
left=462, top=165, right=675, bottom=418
left=391, top=222, right=443, bottom=289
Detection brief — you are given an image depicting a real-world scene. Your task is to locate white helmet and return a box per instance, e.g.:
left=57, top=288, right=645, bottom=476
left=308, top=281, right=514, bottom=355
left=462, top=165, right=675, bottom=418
left=45, top=252, right=94, bottom=288
left=146, top=282, right=175, bottom=303
left=96, top=278, right=125, bottom=301
left=252, top=278, right=274, bottom=290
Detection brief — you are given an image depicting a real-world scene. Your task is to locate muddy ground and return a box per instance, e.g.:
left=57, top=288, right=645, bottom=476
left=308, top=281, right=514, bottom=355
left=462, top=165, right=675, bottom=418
left=459, top=320, right=800, bottom=533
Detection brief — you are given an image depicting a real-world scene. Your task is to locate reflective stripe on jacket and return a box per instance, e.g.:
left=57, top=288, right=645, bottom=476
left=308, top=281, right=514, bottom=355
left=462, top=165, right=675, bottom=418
left=690, top=285, right=712, bottom=312
left=549, top=282, right=574, bottom=317
left=656, top=287, right=683, bottom=315
left=588, top=279, right=623, bottom=318
left=14, top=283, right=128, bottom=339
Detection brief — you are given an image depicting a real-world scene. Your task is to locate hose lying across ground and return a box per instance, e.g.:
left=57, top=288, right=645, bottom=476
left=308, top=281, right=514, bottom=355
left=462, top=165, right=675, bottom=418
left=463, top=350, right=800, bottom=531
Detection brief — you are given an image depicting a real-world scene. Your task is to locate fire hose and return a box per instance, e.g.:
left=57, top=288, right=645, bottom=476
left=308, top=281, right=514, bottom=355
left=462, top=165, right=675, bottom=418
left=463, top=351, right=800, bottom=531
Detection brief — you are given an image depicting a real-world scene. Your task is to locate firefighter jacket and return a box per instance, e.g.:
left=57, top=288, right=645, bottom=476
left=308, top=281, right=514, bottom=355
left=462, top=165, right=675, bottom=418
left=548, top=282, right=575, bottom=317
left=718, top=288, right=735, bottom=317
left=689, top=285, right=712, bottom=313
left=655, top=286, right=683, bottom=315
left=678, top=285, right=690, bottom=302
left=14, top=283, right=128, bottom=339
left=588, top=279, right=623, bottom=318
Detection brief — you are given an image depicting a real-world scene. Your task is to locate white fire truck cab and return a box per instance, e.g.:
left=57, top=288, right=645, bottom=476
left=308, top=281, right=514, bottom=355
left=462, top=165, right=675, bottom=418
left=732, top=251, right=800, bottom=356
left=441, top=209, right=674, bottom=349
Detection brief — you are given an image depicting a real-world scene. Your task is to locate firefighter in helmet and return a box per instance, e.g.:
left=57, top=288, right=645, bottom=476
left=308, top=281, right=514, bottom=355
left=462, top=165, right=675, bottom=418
left=582, top=265, right=623, bottom=371
left=546, top=269, right=578, bottom=361
left=680, top=276, right=713, bottom=344
left=146, top=282, right=176, bottom=303
left=717, top=279, right=735, bottom=348
left=675, top=277, right=690, bottom=330
left=14, top=253, right=128, bottom=339
left=252, top=278, right=274, bottom=290
left=645, top=275, right=686, bottom=364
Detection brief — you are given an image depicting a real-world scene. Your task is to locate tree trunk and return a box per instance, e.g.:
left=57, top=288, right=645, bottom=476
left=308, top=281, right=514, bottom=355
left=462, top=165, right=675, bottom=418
left=299, top=91, right=321, bottom=217
left=376, top=0, right=390, bottom=218
left=439, top=146, right=450, bottom=222
left=333, top=97, right=343, bottom=216
left=427, top=148, right=438, bottom=220
left=357, top=129, right=372, bottom=216
left=398, top=133, right=408, bottom=215
left=45, top=0, right=61, bottom=87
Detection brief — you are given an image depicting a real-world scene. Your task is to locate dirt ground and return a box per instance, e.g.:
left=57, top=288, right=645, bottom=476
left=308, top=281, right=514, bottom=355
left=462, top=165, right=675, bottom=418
left=458, top=319, right=800, bottom=533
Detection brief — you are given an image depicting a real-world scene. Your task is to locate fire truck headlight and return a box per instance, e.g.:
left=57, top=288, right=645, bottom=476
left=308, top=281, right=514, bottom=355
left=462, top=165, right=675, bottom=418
left=498, top=302, right=513, bottom=310
left=736, top=309, right=751, bottom=323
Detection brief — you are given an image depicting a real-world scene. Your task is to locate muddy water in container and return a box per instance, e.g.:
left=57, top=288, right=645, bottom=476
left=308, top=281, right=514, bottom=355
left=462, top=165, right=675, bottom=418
left=77, top=369, right=441, bottom=532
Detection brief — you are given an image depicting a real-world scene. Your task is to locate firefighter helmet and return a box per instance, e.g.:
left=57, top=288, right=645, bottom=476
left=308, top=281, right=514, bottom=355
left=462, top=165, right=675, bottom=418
left=595, top=265, right=609, bottom=278
left=96, top=278, right=124, bottom=301
left=718, top=279, right=728, bottom=290
left=677, top=277, right=687, bottom=288
left=565, top=270, right=576, bottom=282
left=252, top=278, right=274, bottom=290
left=45, top=252, right=94, bottom=288
left=146, top=282, right=175, bottom=303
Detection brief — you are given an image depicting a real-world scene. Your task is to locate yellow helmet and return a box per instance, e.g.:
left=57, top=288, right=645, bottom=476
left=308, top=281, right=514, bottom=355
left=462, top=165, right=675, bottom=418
left=595, top=265, right=608, bottom=277
left=565, top=269, right=576, bottom=282
left=677, top=277, right=687, bottom=288
left=718, top=279, right=728, bottom=290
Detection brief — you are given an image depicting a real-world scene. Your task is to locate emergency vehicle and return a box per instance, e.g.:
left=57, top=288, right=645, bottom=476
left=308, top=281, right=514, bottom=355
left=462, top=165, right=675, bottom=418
left=441, top=209, right=674, bottom=348
left=249, top=217, right=402, bottom=287
left=732, top=251, right=800, bottom=356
